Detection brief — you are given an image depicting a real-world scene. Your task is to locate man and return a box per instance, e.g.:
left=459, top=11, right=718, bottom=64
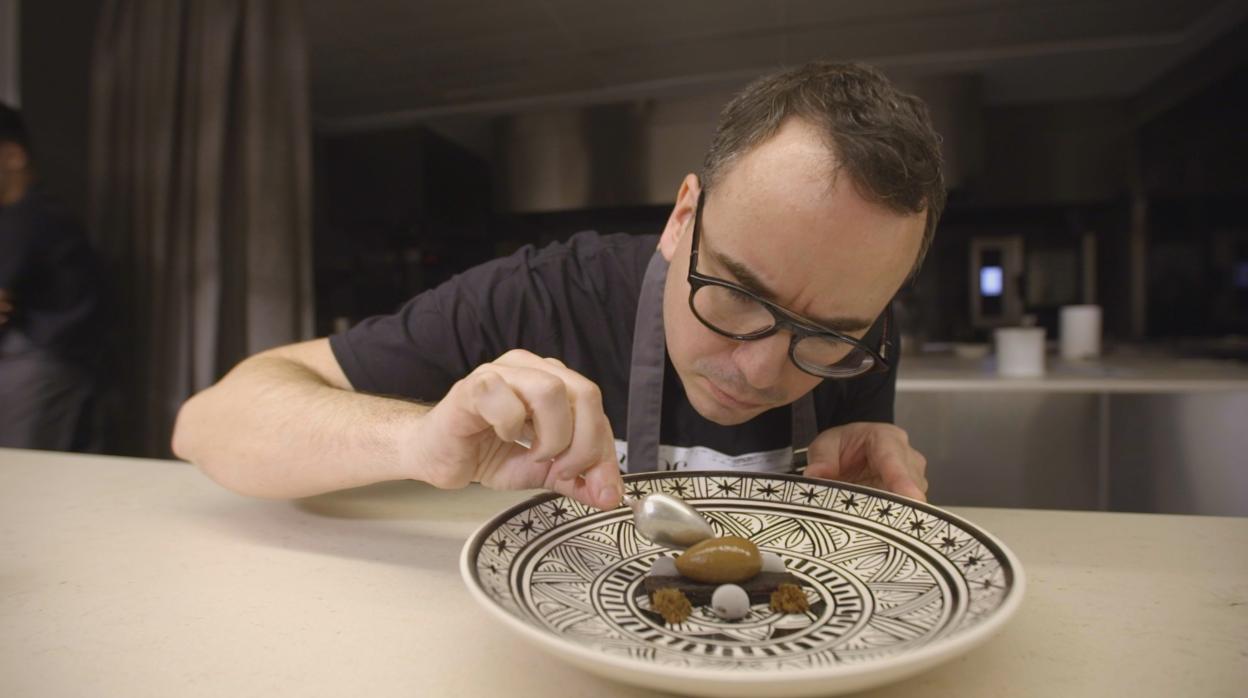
left=173, top=62, right=944, bottom=510
left=0, top=104, right=103, bottom=450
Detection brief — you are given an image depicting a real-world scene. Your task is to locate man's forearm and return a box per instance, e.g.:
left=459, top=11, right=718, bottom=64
left=172, top=354, right=429, bottom=498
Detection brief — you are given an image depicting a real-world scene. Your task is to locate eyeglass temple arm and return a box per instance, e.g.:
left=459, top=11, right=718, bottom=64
left=880, top=304, right=894, bottom=361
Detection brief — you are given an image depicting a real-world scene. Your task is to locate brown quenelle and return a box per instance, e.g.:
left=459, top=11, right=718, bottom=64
left=674, top=536, right=762, bottom=584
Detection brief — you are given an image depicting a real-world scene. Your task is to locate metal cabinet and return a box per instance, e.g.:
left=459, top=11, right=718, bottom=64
left=896, top=388, right=1248, bottom=516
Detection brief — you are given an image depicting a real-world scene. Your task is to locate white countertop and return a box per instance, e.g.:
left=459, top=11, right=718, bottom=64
left=897, top=354, right=1248, bottom=393
left=2, top=448, right=1246, bottom=697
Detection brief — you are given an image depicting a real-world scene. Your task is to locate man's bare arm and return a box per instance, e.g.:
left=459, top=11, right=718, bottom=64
left=171, top=341, right=623, bottom=508
left=171, top=339, right=423, bottom=498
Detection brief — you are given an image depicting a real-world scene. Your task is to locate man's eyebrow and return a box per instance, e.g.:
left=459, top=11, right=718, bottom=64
left=709, top=247, right=876, bottom=334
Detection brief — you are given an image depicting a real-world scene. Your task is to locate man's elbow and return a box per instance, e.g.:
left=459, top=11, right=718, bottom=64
left=171, top=391, right=253, bottom=496
left=170, top=391, right=206, bottom=464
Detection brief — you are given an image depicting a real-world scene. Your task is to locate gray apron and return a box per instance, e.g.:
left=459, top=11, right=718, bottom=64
left=624, top=250, right=816, bottom=473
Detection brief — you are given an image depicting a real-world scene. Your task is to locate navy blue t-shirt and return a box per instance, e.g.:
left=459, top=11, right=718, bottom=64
left=0, top=190, right=101, bottom=362
left=329, top=231, right=896, bottom=468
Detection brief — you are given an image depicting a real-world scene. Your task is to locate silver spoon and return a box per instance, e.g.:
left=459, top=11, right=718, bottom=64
left=626, top=493, right=715, bottom=549
left=512, top=435, right=714, bottom=548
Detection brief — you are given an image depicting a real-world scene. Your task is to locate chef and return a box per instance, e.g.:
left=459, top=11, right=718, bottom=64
left=173, top=61, right=944, bottom=511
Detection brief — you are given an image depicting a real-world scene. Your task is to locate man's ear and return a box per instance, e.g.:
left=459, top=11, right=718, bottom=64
left=658, top=173, right=701, bottom=262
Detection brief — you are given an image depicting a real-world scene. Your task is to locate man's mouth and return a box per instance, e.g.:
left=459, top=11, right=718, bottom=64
left=703, top=377, right=764, bottom=410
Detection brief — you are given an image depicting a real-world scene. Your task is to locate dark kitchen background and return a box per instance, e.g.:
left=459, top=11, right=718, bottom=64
left=8, top=0, right=1248, bottom=514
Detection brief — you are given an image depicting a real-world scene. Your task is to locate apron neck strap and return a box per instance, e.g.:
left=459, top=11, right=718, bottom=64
left=625, top=250, right=669, bottom=473
left=624, top=248, right=818, bottom=473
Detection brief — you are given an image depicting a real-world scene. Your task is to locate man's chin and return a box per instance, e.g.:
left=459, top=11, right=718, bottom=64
left=700, top=407, right=758, bottom=426
left=688, top=384, right=767, bottom=425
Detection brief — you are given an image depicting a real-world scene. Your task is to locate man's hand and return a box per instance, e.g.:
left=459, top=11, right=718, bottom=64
left=0, top=289, right=12, bottom=325
left=405, top=349, right=624, bottom=510
left=803, top=422, right=928, bottom=501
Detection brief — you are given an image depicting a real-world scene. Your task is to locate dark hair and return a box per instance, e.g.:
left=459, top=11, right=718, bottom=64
left=0, top=103, right=31, bottom=150
left=701, top=62, right=946, bottom=276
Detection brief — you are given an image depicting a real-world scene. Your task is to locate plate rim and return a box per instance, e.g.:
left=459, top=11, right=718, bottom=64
left=459, top=470, right=1027, bottom=687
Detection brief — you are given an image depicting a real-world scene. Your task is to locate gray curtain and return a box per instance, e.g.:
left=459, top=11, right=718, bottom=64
left=88, top=0, right=313, bottom=457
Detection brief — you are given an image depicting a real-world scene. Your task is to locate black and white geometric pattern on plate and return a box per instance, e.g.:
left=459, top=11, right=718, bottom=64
left=469, top=472, right=1016, bottom=672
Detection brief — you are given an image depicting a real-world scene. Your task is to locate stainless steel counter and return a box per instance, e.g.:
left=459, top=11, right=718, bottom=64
left=895, top=354, right=1248, bottom=516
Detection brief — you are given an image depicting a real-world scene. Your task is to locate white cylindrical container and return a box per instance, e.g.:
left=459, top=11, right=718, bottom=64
left=995, top=327, right=1046, bottom=377
left=1060, top=305, right=1102, bottom=360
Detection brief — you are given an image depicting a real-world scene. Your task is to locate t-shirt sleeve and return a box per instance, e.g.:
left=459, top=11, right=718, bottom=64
left=328, top=232, right=646, bottom=402
left=329, top=248, right=546, bottom=400
left=0, top=213, right=36, bottom=290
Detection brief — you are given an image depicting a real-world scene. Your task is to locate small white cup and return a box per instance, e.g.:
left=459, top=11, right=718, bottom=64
left=995, top=327, right=1046, bottom=377
left=1060, top=305, right=1102, bottom=360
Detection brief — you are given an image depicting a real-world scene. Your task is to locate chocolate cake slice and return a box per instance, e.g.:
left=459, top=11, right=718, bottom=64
left=643, top=571, right=805, bottom=606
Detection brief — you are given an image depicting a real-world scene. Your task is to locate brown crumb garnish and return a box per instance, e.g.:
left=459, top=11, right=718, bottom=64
left=769, top=583, right=809, bottom=613
left=651, top=587, right=693, bottom=624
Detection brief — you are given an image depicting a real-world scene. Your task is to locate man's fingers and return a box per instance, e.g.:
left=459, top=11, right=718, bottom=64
left=552, top=459, right=622, bottom=510
left=883, top=471, right=927, bottom=502
left=869, top=442, right=927, bottom=502
left=471, top=371, right=529, bottom=444
left=801, top=423, right=929, bottom=501
left=910, top=454, right=929, bottom=495
left=503, top=366, right=574, bottom=461
left=495, top=351, right=612, bottom=474
left=585, top=459, right=623, bottom=509
left=549, top=381, right=611, bottom=481
left=867, top=436, right=921, bottom=496
left=802, top=460, right=841, bottom=481
left=463, top=351, right=619, bottom=507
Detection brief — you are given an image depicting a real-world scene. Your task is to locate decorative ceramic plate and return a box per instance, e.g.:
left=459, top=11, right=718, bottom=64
left=460, top=471, right=1025, bottom=697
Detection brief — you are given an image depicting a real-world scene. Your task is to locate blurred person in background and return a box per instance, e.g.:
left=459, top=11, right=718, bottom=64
left=0, top=103, right=103, bottom=451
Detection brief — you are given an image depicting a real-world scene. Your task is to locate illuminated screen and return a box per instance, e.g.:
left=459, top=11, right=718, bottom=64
left=980, top=266, right=1004, bottom=297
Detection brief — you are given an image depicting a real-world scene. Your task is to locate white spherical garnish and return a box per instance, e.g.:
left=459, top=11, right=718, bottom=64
left=711, top=584, right=751, bottom=620
left=648, top=556, right=678, bottom=577
left=760, top=551, right=787, bottom=573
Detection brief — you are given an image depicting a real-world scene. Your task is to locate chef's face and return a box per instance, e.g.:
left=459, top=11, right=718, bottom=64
left=0, top=141, right=30, bottom=206
left=658, top=118, right=925, bottom=426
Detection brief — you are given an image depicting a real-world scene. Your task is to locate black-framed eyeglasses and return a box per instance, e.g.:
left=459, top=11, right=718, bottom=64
left=687, top=192, right=893, bottom=379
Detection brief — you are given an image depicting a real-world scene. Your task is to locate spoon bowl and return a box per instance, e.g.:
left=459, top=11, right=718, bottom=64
left=626, top=493, right=715, bottom=549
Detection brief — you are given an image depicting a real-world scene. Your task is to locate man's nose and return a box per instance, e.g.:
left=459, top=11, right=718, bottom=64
left=731, top=332, right=791, bottom=391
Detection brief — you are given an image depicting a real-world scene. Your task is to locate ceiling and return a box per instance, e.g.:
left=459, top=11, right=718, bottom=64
left=305, top=0, right=1248, bottom=130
